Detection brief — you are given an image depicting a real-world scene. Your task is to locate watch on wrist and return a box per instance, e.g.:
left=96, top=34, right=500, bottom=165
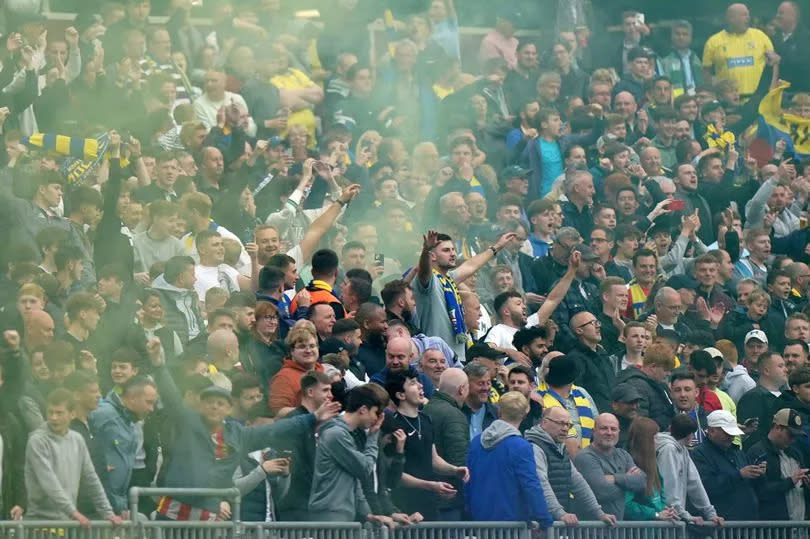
left=489, top=246, right=498, bottom=256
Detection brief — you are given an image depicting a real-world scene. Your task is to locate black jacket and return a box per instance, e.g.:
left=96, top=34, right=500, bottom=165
left=570, top=341, right=616, bottom=413
left=692, top=438, right=759, bottom=520
left=357, top=335, right=387, bottom=377
left=531, top=255, right=568, bottom=297
left=774, top=26, right=810, bottom=92
left=737, top=385, right=781, bottom=450
left=617, top=366, right=675, bottom=431
left=747, top=437, right=810, bottom=520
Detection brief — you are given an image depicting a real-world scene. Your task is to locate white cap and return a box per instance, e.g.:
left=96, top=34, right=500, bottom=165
left=745, top=329, right=768, bottom=345
left=704, top=347, right=724, bottom=360
left=707, top=410, right=744, bottom=436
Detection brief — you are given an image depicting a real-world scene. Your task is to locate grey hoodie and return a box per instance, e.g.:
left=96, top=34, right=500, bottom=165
left=524, top=426, right=605, bottom=519
left=152, top=274, right=203, bottom=342
left=24, top=424, right=113, bottom=520
left=654, top=432, right=717, bottom=522
left=481, top=419, right=521, bottom=449
left=724, top=365, right=756, bottom=403
left=309, top=416, right=378, bottom=522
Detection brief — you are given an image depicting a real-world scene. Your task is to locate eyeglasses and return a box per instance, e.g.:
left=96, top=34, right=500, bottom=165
left=260, top=315, right=279, bottom=322
left=544, top=417, right=574, bottom=429
left=576, top=318, right=601, bottom=329
left=590, top=237, right=609, bottom=243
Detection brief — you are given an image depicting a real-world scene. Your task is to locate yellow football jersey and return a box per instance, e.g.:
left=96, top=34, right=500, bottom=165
left=702, top=28, right=773, bottom=95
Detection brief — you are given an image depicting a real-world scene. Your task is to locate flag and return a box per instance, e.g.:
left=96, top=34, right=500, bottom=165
left=757, top=81, right=810, bottom=159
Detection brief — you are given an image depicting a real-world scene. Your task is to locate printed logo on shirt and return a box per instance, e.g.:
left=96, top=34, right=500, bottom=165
left=727, top=56, right=755, bottom=68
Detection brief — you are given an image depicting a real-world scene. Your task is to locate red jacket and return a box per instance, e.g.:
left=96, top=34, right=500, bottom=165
left=697, top=385, right=723, bottom=413
left=268, top=359, right=323, bottom=412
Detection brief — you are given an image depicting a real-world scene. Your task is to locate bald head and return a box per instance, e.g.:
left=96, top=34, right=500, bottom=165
left=593, top=412, right=620, bottom=450
left=439, top=367, right=468, bottom=393
left=25, top=310, right=55, bottom=347
left=726, top=4, right=750, bottom=32
left=386, top=336, right=413, bottom=372
left=207, top=329, right=239, bottom=368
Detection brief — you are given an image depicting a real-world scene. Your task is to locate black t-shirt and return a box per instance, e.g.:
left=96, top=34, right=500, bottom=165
left=384, top=411, right=437, bottom=518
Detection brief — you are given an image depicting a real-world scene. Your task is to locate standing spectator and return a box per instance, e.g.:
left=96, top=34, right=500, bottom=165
left=573, top=413, right=647, bottom=519
left=746, top=408, right=810, bottom=520
left=24, top=389, right=123, bottom=525
left=568, top=310, right=616, bottom=413
left=276, top=370, right=335, bottom=521
left=656, top=20, right=703, bottom=98
left=414, top=230, right=515, bottom=363
left=671, top=371, right=708, bottom=447
left=152, top=255, right=204, bottom=343
left=537, top=354, right=598, bottom=456
left=702, top=4, right=775, bottom=98
left=89, top=376, right=158, bottom=515
left=423, top=368, right=471, bottom=520
left=309, top=385, right=389, bottom=524
left=691, top=410, right=762, bottom=520
left=463, top=361, right=498, bottom=439
left=625, top=417, right=679, bottom=522
left=737, top=352, right=788, bottom=448
left=655, top=414, right=723, bottom=524
left=384, top=369, right=469, bottom=521
left=772, top=1, right=810, bottom=91
left=611, top=385, right=642, bottom=449
left=465, top=392, right=553, bottom=526
left=269, top=325, right=324, bottom=417
left=478, top=9, right=519, bottom=70
left=507, top=365, right=543, bottom=433
left=526, top=406, right=617, bottom=525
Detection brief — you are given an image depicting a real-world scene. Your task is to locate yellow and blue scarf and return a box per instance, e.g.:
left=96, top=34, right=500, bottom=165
left=22, top=132, right=112, bottom=184
left=434, top=269, right=466, bottom=341
left=538, top=383, right=595, bottom=448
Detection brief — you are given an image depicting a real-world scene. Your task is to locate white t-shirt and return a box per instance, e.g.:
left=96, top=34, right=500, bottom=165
left=194, top=264, right=240, bottom=301
left=484, top=324, right=519, bottom=350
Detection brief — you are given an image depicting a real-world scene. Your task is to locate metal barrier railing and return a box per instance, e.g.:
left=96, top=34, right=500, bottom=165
left=5, top=520, right=810, bottom=539
left=550, top=521, right=686, bottom=539
left=373, top=521, right=534, bottom=539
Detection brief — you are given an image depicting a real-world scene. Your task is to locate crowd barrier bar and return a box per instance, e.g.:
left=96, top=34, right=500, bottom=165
left=5, top=520, right=810, bottom=539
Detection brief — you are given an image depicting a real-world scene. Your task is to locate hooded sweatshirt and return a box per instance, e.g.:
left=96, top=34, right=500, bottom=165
left=309, top=416, right=378, bottom=522
left=465, top=420, right=553, bottom=526
left=654, top=432, right=717, bottom=522
left=152, top=274, right=203, bottom=343
left=724, top=365, right=757, bottom=403
left=524, top=425, right=604, bottom=519
left=24, top=424, right=114, bottom=520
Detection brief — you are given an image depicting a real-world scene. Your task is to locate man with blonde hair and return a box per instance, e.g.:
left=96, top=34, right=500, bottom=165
left=465, top=391, right=553, bottom=526
left=617, top=342, right=676, bottom=430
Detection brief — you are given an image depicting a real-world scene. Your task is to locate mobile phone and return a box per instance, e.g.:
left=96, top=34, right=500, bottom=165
left=667, top=199, right=686, bottom=211
left=635, top=13, right=645, bottom=27
left=374, top=253, right=385, bottom=267
left=754, top=453, right=767, bottom=465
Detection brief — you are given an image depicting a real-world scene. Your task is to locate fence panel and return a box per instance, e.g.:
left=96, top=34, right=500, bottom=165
left=7, top=521, right=132, bottom=539
left=369, top=521, right=533, bottom=539
left=549, top=521, right=686, bottom=539
left=243, top=521, right=363, bottom=539
left=701, top=521, right=810, bottom=539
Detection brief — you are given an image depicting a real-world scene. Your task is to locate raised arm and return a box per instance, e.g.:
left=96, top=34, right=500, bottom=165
left=298, top=184, right=360, bottom=263
left=533, top=251, right=581, bottom=326
left=454, top=232, right=517, bottom=284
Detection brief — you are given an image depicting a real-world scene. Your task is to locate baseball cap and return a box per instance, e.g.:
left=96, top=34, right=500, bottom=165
left=704, top=347, right=724, bottom=361
left=666, top=274, right=699, bottom=291
left=467, top=343, right=506, bottom=362
left=745, top=329, right=768, bottom=345
left=200, top=385, right=233, bottom=404
left=572, top=244, right=600, bottom=262
left=773, top=408, right=805, bottom=436
left=707, top=410, right=744, bottom=436
left=320, top=337, right=356, bottom=356
left=612, top=383, right=642, bottom=403
left=499, top=165, right=532, bottom=181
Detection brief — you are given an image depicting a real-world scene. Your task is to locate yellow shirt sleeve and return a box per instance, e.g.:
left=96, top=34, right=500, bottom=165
left=702, top=35, right=717, bottom=69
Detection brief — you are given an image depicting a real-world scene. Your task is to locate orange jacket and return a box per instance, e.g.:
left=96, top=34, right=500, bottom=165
left=268, top=359, right=324, bottom=412
left=289, top=280, right=345, bottom=318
